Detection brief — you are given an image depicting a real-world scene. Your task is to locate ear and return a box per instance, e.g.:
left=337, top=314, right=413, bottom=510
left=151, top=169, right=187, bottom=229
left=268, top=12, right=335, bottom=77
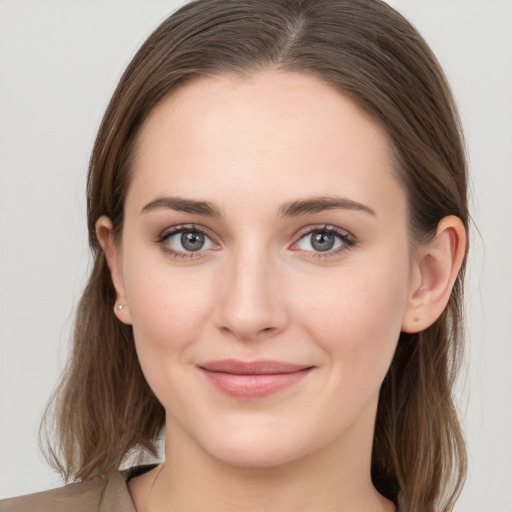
left=95, top=216, right=132, bottom=325
left=401, top=215, right=466, bottom=333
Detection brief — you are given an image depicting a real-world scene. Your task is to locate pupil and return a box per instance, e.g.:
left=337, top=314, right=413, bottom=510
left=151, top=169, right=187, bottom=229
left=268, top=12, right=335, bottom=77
left=181, top=231, right=204, bottom=251
left=311, top=232, right=335, bottom=252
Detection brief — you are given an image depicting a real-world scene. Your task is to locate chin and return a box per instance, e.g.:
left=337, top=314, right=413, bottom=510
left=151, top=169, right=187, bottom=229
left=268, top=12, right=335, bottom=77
left=194, top=418, right=324, bottom=469
left=209, top=438, right=305, bottom=469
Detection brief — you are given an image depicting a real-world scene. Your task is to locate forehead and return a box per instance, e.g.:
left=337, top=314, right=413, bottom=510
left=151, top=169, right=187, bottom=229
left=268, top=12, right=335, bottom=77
left=128, top=69, right=404, bottom=218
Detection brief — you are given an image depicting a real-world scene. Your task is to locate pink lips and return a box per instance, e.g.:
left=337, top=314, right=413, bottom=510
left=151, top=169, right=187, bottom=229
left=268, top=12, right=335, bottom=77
left=198, top=359, right=314, bottom=399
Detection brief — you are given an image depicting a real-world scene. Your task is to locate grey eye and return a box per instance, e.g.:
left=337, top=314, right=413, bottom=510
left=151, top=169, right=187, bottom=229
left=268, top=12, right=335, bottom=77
left=295, top=229, right=345, bottom=253
left=310, top=232, right=336, bottom=252
left=161, top=227, right=217, bottom=256
left=180, top=231, right=205, bottom=251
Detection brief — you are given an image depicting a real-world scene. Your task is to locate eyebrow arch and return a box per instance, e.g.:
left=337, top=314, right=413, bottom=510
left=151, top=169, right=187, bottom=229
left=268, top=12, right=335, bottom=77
left=140, top=196, right=222, bottom=217
left=278, top=195, right=376, bottom=218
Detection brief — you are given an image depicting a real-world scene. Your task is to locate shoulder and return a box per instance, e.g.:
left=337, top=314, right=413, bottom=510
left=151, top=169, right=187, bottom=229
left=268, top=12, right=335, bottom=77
left=0, top=465, right=156, bottom=512
left=0, top=478, right=108, bottom=512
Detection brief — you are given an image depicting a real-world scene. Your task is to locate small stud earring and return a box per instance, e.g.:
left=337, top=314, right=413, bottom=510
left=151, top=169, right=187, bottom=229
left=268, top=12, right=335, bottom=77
left=116, top=304, right=125, bottom=311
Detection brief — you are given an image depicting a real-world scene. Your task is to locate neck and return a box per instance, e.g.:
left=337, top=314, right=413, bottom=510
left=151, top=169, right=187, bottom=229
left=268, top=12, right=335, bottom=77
left=143, top=413, right=395, bottom=512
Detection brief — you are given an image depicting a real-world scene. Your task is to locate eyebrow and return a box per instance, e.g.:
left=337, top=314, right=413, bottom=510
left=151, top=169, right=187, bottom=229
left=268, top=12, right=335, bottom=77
left=140, top=195, right=376, bottom=218
left=277, top=195, right=376, bottom=218
left=141, top=196, right=222, bottom=217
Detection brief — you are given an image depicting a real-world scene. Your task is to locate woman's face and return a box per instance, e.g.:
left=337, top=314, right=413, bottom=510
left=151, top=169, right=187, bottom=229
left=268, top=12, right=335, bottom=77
left=108, top=69, right=418, bottom=468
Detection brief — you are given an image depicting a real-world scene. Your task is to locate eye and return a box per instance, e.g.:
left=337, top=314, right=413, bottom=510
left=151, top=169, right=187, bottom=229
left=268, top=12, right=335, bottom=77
left=292, top=226, right=354, bottom=255
left=157, top=225, right=218, bottom=258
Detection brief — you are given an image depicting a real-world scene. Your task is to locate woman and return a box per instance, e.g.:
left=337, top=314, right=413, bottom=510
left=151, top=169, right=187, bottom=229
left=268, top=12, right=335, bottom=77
left=0, top=0, right=469, bottom=511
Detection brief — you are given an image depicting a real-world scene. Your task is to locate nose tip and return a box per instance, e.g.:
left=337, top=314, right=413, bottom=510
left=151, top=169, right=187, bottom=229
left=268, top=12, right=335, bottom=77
left=214, top=254, right=288, bottom=341
left=217, top=294, right=284, bottom=340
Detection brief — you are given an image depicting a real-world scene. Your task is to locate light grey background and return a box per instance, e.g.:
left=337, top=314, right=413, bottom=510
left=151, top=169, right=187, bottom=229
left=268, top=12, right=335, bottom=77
left=1, top=1, right=511, bottom=510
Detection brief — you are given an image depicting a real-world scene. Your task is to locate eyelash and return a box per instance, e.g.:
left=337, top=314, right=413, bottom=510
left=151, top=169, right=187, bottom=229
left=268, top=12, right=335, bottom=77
left=155, top=224, right=217, bottom=259
left=155, top=224, right=355, bottom=260
left=292, top=225, right=356, bottom=258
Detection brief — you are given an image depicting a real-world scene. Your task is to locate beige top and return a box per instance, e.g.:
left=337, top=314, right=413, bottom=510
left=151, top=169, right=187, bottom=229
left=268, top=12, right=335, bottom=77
left=0, top=464, right=157, bottom=512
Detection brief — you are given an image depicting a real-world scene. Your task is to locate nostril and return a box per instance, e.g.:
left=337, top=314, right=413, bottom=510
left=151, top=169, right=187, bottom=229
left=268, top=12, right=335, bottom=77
left=218, top=324, right=278, bottom=340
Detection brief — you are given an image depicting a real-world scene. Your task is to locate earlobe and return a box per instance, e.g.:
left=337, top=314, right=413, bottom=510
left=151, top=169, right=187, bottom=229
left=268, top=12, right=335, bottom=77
left=401, top=215, right=466, bottom=333
left=95, top=216, right=132, bottom=325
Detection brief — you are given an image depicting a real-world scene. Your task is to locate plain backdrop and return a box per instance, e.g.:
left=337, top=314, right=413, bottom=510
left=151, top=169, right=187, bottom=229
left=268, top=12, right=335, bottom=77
left=1, top=1, right=511, bottom=510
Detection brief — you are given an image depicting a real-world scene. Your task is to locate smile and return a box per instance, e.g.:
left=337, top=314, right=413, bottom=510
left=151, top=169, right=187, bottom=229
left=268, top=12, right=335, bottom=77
left=198, top=359, right=315, bottom=399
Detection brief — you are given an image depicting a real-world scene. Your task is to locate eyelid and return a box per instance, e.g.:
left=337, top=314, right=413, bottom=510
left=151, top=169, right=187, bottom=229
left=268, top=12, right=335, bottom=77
left=293, top=224, right=352, bottom=240
left=156, top=223, right=217, bottom=242
left=155, top=224, right=220, bottom=259
left=290, top=224, right=356, bottom=256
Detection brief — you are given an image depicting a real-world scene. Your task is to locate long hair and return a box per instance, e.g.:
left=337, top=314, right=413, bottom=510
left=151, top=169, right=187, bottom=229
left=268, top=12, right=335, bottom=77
left=40, top=1, right=468, bottom=510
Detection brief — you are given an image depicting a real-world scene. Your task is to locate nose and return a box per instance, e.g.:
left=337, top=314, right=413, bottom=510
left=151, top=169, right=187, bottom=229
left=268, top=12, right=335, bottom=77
left=214, top=243, right=289, bottom=341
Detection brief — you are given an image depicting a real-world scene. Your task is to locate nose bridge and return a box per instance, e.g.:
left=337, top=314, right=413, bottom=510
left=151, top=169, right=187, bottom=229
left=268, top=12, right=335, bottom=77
left=215, top=238, right=286, bottom=339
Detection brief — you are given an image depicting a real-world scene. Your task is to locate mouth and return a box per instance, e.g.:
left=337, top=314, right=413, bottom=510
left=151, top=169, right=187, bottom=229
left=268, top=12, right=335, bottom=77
left=197, top=359, right=315, bottom=399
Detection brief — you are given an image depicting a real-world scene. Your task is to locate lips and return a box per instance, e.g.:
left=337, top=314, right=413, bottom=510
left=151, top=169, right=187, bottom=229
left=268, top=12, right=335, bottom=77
left=198, top=359, right=314, bottom=399
left=199, top=359, right=312, bottom=374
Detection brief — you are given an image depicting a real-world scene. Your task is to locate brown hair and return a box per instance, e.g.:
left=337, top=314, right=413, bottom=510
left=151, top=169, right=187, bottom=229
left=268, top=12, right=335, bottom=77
left=40, top=1, right=468, bottom=510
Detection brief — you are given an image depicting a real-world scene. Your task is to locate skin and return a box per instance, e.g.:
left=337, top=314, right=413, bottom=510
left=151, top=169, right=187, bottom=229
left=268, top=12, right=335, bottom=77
left=97, top=69, right=466, bottom=512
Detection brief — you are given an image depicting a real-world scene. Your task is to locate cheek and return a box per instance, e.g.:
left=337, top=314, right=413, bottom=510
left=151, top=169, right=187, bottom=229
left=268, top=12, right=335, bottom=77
left=295, top=253, right=410, bottom=390
left=123, top=258, right=219, bottom=415
left=123, top=251, right=215, bottom=361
